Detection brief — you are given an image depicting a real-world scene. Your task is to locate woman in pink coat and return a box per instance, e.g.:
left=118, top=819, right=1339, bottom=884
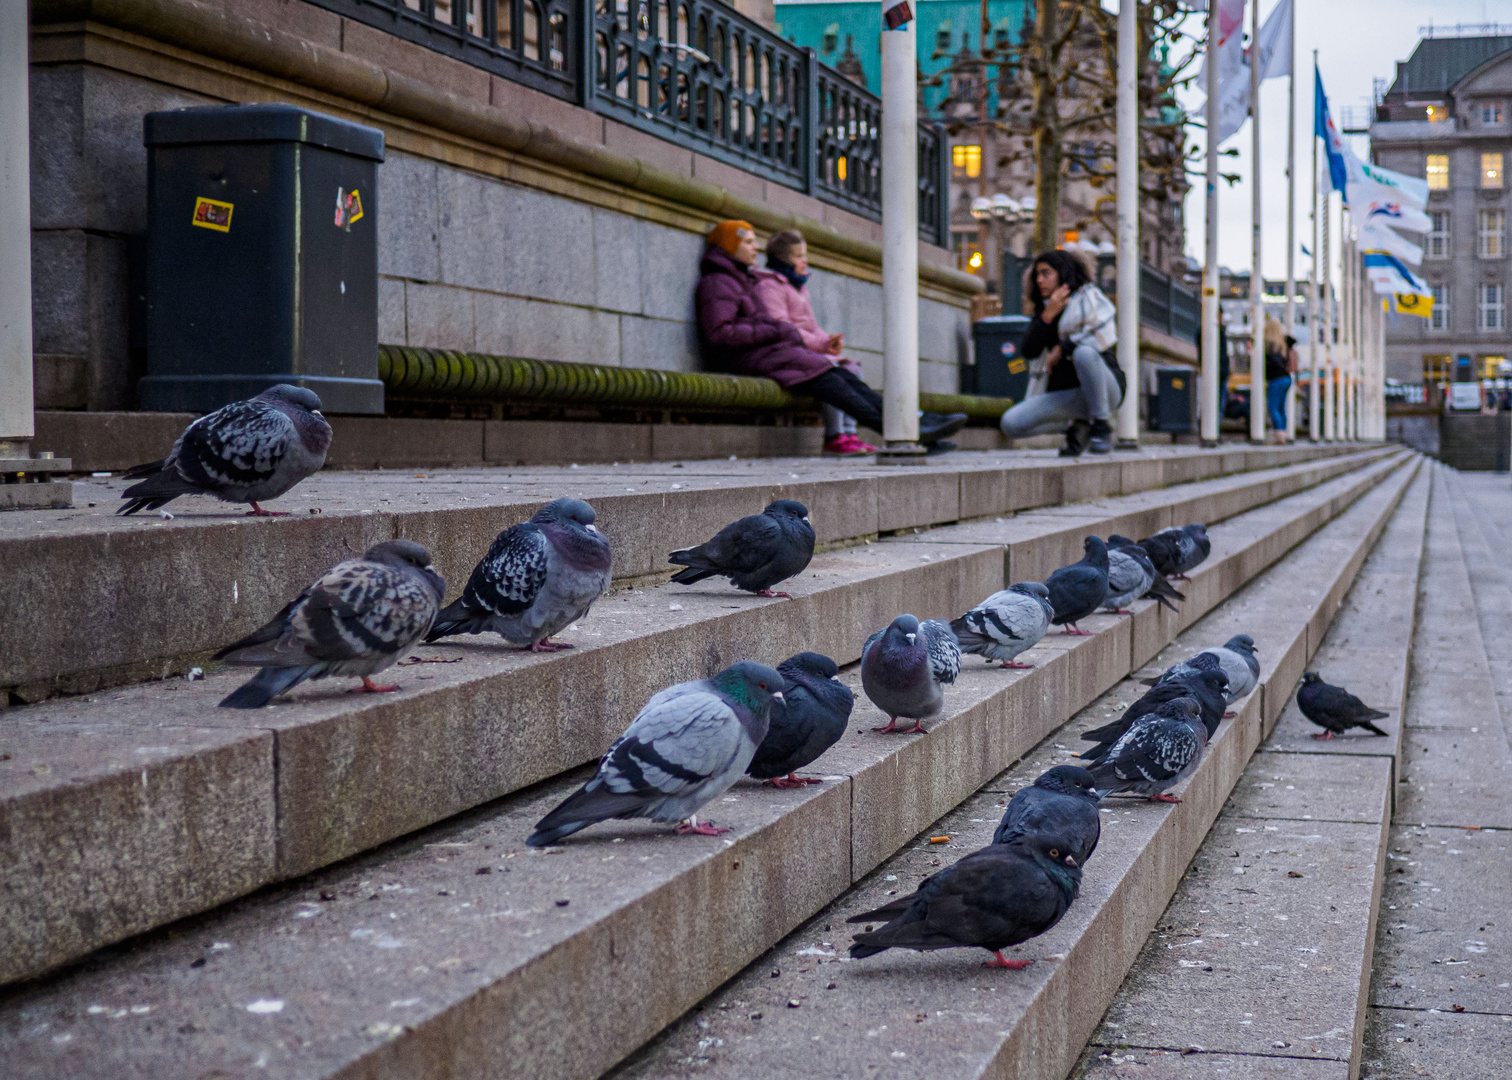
left=752, top=230, right=874, bottom=455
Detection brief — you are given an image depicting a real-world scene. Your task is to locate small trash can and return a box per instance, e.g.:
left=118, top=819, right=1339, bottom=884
left=140, top=103, right=386, bottom=414
left=1153, top=367, right=1197, bottom=433
left=965, top=315, right=1032, bottom=404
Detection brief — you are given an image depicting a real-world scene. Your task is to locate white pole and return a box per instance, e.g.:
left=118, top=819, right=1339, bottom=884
left=881, top=19, right=920, bottom=450
left=1344, top=217, right=1356, bottom=440
left=1322, top=190, right=1335, bottom=440
left=1, top=0, right=34, bottom=453
left=1284, top=11, right=1297, bottom=441
left=1248, top=0, right=1266, bottom=444
left=1340, top=212, right=1351, bottom=441
left=1308, top=49, right=1320, bottom=442
left=1115, top=0, right=1140, bottom=447
left=1201, top=4, right=1222, bottom=446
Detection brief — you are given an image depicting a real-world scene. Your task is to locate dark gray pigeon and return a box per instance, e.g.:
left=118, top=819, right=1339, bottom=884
left=1108, top=535, right=1184, bottom=613
left=119, top=384, right=331, bottom=516
left=992, top=765, right=1102, bottom=873
left=1144, top=634, right=1259, bottom=711
left=526, top=661, right=786, bottom=845
left=1144, top=524, right=1210, bottom=580
left=1087, top=697, right=1208, bottom=802
left=848, top=831, right=1081, bottom=968
left=951, top=582, right=1054, bottom=668
left=861, top=614, right=960, bottom=734
left=215, top=540, right=444, bottom=708
left=1136, top=530, right=1183, bottom=580
left=669, top=500, right=815, bottom=598
left=1297, top=672, right=1390, bottom=739
left=1100, top=546, right=1151, bottom=615
left=748, top=652, right=854, bottom=787
left=1079, top=669, right=1229, bottom=764
left=1047, top=537, right=1110, bottom=635
left=426, top=498, right=612, bottom=652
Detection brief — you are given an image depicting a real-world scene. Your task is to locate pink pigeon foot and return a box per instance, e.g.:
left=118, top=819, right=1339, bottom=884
left=755, top=589, right=793, bottom=599
left=1170, top=573, right=1190, bottom=581
left=1311, top=730, right=1336, bottom=740
left=999, top=660, right=1035, bottom=669
left=1111, top=608, right=1133, bottom=616
left=984, top=952, right=1034, bottom=970
left=529, top=639, right=575, bottom=653
left=765, top=774, right=824, bottom=788
left=1223, top=710, right=1237, bottom=718
left=245, top=502, right=290, bottom=517
left=675, top=819, right=731, bottom=837
left=1148, top=792, right=1182, bottom=803
left=1062, top=625, right=1094, bottom=636
left=355, top=676, right=400, bottom=693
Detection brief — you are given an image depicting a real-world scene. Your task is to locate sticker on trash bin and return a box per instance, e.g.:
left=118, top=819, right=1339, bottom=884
left=999, top=342, right=1018, bottom=358
left=1007, top=358, right=1027, bottom=375
left=1171, top=377, right=1186, bottom=390
left=334, top=188, right=364, bottom=230
left=191, top=197, right=233, bottom=233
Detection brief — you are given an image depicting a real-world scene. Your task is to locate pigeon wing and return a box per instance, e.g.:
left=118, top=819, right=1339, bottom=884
left=1107, top=719, right=1197, bottom=786
left=685, top=514, right=782, bottom=575
left=464, top=523, right=551, bottom=616
left=243, top=560, right=436, bottom=666
left=600, top=687, right=745, bottom=798
left=922, top=619, right=961, bottom=684
left=177, top=399, right=293, bottom=492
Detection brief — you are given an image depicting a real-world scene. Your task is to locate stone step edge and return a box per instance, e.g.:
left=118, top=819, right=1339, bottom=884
left=601, top=455, right=1422, bottom=1080
left=2, top=444, right=1388, bottom=702
left=0, top=452, right=1408, bottom=990
left=1077, top=462, right=1431, bottom=1080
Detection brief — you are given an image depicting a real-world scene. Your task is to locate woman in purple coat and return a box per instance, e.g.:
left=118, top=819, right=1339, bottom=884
left=695, top=221, right=966, bottom=448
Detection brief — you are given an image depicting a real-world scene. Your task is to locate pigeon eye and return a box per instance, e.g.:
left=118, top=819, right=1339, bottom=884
left=1049, top=849, right=1060, bottom=858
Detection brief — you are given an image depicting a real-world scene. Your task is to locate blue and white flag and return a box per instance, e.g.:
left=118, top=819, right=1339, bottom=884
left=1362, top=199, right=1432, bottom=236
left=1363, top=252, right=1428, bottom=298
left=1359, top=218, right=1424, bottom=266
left=1314, top=67, right=1350, bottom=195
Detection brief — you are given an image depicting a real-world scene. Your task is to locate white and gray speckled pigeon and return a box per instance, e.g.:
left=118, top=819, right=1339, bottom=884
left=526, top=661, right=786, bottom=845
left=1143, top=523, right=1210, bottom=580
left=669, top=500, right=815, bottom=598
left=1145, top=634, right=1259, bottom=711
left=1107, top=535, right=1184, bottom=613
left=118, top=384, right=331, bottom=516
left=861, top=614, right=960, bottom=734
left=951, top=582, right=1053, bottom=669
left=215, top=540, right=444, bottom=708
left=426, top=498, right=612, bottom=652
left=1087, top=697, right=1208, bottom=803
left=1100, top=547, right=1151, bottom=615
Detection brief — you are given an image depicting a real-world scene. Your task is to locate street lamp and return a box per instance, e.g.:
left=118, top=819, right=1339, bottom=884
left=971, top=195, right=1032, bottom=309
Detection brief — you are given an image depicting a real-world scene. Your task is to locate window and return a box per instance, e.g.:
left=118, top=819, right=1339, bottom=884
left=1478, top=283, right=1505, bottom=331
left=936, top=21, right=952, bottom=53
left=952, top=144, right=982, bottom=180
left=1430, top=283, right=1449, bottom=331
left=1428, top=210, right=1451, bottom=258
left=1485, top=153, right=1505, bottom=189
left=1426, top=154, right=1449, bottom=190
left=821, top=24, right=838, bottom=55
left=1423, top=354, right=1452, bottom=383
left=1480, top=209, right=1506, bottom=258
left=1481, top=356, right=1508, bottom=379
left=1484, top=101, right=1505, bottom=124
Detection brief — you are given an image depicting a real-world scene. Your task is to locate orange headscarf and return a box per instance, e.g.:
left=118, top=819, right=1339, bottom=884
left=707, top=220, right=755, bottom=256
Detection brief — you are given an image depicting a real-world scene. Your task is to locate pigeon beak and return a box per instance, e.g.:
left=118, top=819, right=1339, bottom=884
left=905, top=633, right=916, bottom=645
left=772, top=691, right=785, bottom=703
left=1088, top=788, right=1103, bottom=801
left=312, top=410, right=324, bottom=418
left=585, top=524, right=600, bottom=534
left=1063, top=853, right=1079, bottom=868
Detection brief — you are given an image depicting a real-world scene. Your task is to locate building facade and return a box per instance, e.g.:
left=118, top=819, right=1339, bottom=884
left=1371, top=33, right=1512, bottom=389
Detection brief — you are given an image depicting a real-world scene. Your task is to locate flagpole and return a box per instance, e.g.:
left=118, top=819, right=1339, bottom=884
left=1322, top=187, right=1335, bottom=440
left=1308, top=50, right=1320, bottom=442
left=1201, top=3, right=1221, bottom=446
left=1341, top=209, right=1353, bottom=440
left=1248, top=0, right=1265, bottom=444
left=1115, top=0, right=1140, bottom=447
left=879, top=12, right=920, bottom=457
left=1284, top=7, right=1296, bottom=441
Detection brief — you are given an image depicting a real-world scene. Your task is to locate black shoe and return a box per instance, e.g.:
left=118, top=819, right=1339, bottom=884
left=1059, top=420, right=1090, bottom=457
left=919, top=412, right=968, bottom=444
left=1088, top=419, right=1114, bottom=454
left=925, top=440, right=957, bottom=456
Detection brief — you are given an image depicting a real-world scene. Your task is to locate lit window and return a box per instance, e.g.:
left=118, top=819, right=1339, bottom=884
left=1425, top=104, right=1445, bottom=121
left=1428, top=211, right=1451, bottom=259
left=936, top=21, right=952, bottom=53
left=952, top=144, right=982, bottom=179
left=1482, top=152, right=1504, bottom=189
left=952, top=230, right=979, bottom=253
left=1426, top=154, right=1449, bottom=190
left=1484, top=101, right=1505, bottom=124
left=1430, top=283, right=1449, bottom=331
left=822, top=24, right=838, bottom=55
left=1481, top=356, right=1507, bottom=380
left=1479, top=209, right=1506, bottom=259
left=1423, top=354, right=1451, bottom=382
left=1478, top=283, right=1505, bottom=331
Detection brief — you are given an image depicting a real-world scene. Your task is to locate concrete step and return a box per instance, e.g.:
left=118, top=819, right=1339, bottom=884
left=1358, top=465, right=1512, bottom=1080
left=0, top=449, right=1404, bottom=988
left=1073, top=462, right=1431, bottom=1080
left=0, top=458, right=1413, bottom=1078
left=0, top=443, right=1377, bottom=702
left=602, top=456, right=1421, bottom=1080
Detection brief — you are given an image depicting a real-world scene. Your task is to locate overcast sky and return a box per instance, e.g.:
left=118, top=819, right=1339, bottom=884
left=1173, top=0, right=1505, bottom=283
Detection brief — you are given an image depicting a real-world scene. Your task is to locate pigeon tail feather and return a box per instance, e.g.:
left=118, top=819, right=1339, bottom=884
left=219, top=666, right=311, bottom=709
left=526, top=786, right=650, bottom=847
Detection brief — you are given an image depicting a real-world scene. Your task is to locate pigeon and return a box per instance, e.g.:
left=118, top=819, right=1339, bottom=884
left=861, top=614, right=960, bottom=734
left=215, top=540, right=444, bottom=708
left=992, top=765, right=1102, bottom=873
left=1046, top=537, right=1110, bottom=635
left=951, top=582, right=1054, bottom=668
left=1297, top=672, right=1390, bottom=740
left=848, top=831, right=1081, bottom=969
left=426, top=498, right=612, bottom=652
left=1142, top=524, right=1210, bottom=581
left=1143, top=634, right=1259, bottom=711
left=1087, top=697, right=1208, bottom=802
left=1107, top=535, right=1185, bottom=614
left=669, top=500, right=815, bottom=598
left=1100, top=546, right=1151, bottom=615
left=526, top=661, right=786, bottom=846
left=1136, top=530, right=1184, bottom=580
left=118, top=384, right=331, bottom=516
left=1078, top=670, right=1229, bottom=764
left=748, top=652, right=855, bottom=787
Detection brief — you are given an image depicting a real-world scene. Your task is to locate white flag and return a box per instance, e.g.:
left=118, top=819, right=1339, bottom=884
left=1360, top=198, right=1432, bottom=236
left=1358, top=218, right=1424, bottom=267
left=1197, top=0, right=1248, bottom=94
left=1355, top=160, right=1429, bottom=210
left=1214, top=0, right=1292, bottom=145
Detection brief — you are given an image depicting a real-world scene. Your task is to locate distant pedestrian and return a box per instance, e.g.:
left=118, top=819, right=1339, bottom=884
left=753, top=229, right=874, bottom=456
left=1263, top=317, right=1296, bottom=440
left=998, top=250, right=1126, bottom=456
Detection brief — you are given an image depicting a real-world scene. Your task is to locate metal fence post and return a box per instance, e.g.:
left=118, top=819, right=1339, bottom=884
left=803, top=48, right=819, bottom=196
left=933, top=121, right=949, bottom=249
left=577, top=0, right=596, bottom=111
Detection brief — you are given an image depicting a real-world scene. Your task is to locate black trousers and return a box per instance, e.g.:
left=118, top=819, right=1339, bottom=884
left=794, top=367, right=884, bottom=432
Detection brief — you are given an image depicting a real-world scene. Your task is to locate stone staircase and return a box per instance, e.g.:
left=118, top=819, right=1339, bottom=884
left=0, top=442, right=1423, bottom=1079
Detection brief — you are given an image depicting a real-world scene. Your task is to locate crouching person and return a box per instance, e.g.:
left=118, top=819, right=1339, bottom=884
left=998, top=250, right=1126, bottom=456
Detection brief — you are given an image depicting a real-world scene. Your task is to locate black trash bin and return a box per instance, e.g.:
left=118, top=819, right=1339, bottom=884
left=141, top=103, right=386, bottom=414
left=965, top=315, right=1032, bottom=404
left=1153, top=367, right=1198, bottom=433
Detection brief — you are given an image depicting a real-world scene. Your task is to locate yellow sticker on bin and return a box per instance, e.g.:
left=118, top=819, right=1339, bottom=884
left=191, top=197, right=233, bottom=233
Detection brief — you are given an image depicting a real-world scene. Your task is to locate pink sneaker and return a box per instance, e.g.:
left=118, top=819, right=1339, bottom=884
left=842, top=433, right=878, bottom=453
left=823, top=434, right=872, bottom=456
